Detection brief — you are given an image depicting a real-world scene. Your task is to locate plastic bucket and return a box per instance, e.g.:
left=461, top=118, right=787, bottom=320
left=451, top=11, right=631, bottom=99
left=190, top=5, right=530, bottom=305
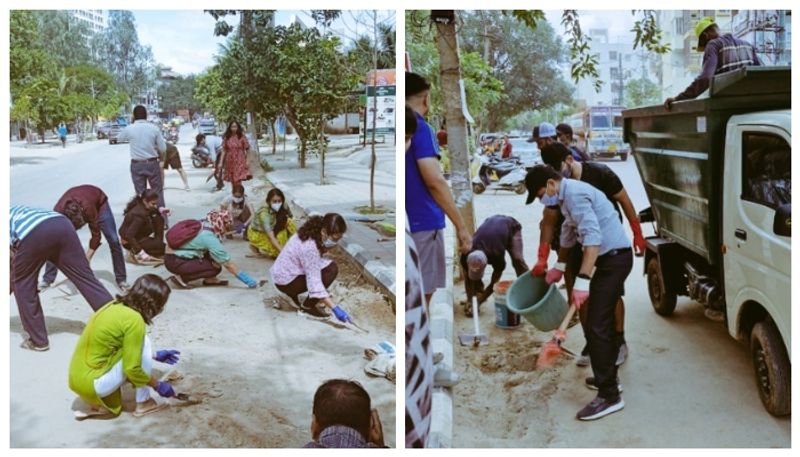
left=505, top=273, right=568, bottom=331
left=493, top=280, right=520, bottom=329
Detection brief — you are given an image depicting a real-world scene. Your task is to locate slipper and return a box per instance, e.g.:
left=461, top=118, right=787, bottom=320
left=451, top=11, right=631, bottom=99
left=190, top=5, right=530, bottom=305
left=168, top=276, right=194, bottom=290
left=132, top=402, right=168, bottom=418
left=202, top=279, right=229, bottom=287
left=20, top=339, right=49, bottom=352
left=74, top=408, right=113, bottom=421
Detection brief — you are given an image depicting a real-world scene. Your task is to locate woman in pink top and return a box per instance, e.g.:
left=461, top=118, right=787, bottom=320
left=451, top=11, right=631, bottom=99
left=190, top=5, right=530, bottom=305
left=218, top=120, right=251, bottom=191
left=271, top=213, right=352, bottom=322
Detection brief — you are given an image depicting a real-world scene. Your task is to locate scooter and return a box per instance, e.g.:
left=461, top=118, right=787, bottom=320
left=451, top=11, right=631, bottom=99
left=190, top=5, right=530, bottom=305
left=190, top=145, right=214, bottom=168
left=471, top=153, right=527, bottom=195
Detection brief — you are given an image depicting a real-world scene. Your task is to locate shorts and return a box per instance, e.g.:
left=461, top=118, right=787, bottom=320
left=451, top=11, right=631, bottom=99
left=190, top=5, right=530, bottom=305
left=410, top=229, right=445, bottom=295
left=565, top=243, right=625, bottom=296
left=163, top=154, right=182, bottom=170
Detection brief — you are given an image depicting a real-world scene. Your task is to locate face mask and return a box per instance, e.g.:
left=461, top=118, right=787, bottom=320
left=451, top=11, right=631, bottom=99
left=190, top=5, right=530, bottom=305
left=271, top=203, right=283, bottom=212
left=323, top=238, right=338, bottom=249
left=560, top=164, right=572, bottom=179
left=232, top=196, right=243, bottom=203
left=540, top=188, right=559, bottom=206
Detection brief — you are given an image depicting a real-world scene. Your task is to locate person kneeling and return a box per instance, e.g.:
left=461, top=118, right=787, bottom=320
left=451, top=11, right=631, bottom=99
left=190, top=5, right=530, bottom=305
left=68, top=274, right=180, bottom=419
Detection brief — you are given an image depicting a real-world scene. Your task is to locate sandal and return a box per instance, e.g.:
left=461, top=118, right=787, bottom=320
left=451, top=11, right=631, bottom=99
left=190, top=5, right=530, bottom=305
left=202, top=279, right=229, bottom=287
left=74, top=407, right=113, bottom=421
left=20, top=339, right=49, bottom=352
left=168, top=276, right=194, bottom=290
left=132, top=401, right=168, bottom=418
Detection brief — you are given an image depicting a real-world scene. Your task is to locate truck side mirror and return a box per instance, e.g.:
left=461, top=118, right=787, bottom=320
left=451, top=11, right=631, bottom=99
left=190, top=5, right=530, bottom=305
left=774, top=204, right=791, bottom=237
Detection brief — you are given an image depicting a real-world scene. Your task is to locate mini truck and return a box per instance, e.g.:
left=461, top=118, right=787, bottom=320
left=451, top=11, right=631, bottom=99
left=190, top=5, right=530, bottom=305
left=623, top=67, right=791, bottom=416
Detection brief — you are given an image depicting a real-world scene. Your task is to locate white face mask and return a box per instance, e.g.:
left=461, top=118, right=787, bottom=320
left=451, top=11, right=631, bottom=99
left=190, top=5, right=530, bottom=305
left=232, top=196, right=243, bottom=203
left=323, top=238, right=338, bottom=249
left=271, top=203, right=283, bottom=212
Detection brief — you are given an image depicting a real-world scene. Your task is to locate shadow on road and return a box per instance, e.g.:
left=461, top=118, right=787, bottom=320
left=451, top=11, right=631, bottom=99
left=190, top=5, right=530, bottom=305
left=10, top=156, right=57, bottom=166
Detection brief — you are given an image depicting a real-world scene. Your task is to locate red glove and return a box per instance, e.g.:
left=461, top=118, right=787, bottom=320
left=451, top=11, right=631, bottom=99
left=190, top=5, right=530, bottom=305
left=630, top=220, right=646, bottom=257
left=545, top=262, right=566, bottom=285
left=572, top=276, right=591, bottom=310
left=531, top=243, right=550, bottom=276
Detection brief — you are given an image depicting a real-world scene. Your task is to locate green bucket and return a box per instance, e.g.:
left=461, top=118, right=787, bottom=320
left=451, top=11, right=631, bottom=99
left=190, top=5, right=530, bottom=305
left=505, top=273, right=568, bottom=331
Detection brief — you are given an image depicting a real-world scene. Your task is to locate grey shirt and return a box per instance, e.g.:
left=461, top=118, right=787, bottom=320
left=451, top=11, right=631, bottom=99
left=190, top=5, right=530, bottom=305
left=558, top=178, right=629, bottom=255
left=117, top=120, right=166, bottom=161
left=204, top=135, right=223, bottom=161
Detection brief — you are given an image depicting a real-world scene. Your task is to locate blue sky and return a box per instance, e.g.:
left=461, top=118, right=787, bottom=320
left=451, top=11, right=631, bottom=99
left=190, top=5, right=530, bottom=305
left=132, top=10, right=395, bottom=76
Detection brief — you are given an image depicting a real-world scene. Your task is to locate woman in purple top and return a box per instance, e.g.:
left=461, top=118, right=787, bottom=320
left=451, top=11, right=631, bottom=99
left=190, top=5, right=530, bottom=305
left=270, top=213, right=352, bottom=322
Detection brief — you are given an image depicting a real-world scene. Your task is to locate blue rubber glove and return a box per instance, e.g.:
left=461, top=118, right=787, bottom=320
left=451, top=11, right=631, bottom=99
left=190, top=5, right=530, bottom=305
left=332, top=305, right=351, bottom=323
left=155, top=381, right=175, bottom=398
left=154, top=349, right=180, bottom=365
left=236, top=271, right=257, bottom=288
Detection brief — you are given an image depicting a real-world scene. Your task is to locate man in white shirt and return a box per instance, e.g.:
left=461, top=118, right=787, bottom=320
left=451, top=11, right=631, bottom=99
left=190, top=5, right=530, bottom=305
left=118, top=105, right=167, bottom=210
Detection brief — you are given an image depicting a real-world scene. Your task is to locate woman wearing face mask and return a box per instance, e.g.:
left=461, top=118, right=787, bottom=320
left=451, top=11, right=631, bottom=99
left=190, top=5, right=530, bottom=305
left=247, top=188, right=296, bottom=257
left=219, top=184, right=255, bottom=239
left=68, top=274, right=179, bottom=419
left=118, top=190, right=169, bottom=263
left=270, top=213, right=351, bottom=322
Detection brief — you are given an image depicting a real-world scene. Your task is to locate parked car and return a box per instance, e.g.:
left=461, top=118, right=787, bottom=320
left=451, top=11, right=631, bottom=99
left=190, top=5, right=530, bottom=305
left=198, top=119, right=217, bottom=136
left=96, top=122, right=111, bottom=139
left=108, top=123, right=128, bottom=145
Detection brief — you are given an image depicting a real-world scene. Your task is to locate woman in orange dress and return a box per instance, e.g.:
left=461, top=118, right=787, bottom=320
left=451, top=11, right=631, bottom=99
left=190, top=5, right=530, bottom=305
left=219, top=120, right=251, bottom=191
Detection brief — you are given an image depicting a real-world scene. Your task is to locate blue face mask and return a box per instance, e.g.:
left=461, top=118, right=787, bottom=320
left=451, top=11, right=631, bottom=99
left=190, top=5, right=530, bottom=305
left=540, top=192, right=559, bottom=207
left=323, top=239, right=338, bottom=249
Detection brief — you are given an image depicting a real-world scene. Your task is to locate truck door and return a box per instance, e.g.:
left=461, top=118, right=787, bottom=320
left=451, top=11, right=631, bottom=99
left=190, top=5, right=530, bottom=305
left=722, top=122, right=791, bottom=354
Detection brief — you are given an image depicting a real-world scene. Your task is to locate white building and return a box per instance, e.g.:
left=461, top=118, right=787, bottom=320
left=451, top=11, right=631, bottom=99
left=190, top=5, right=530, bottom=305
left=572, top=29, right=659, bottom=108
left=70, top=10, right=106, bottom=35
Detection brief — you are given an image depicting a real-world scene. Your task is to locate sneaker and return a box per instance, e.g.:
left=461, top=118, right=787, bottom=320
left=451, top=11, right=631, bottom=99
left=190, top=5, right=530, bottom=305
left=20, top=339, right=49, bottom=352
left=616, top=343, right=628, bottom=366
left=301, top=302, right=330, bottom=319
left=38, top=281, right=53, bottom=291
left=576, top=395, right=625, bottom=421
left=117, top=281, right=130, bottom=292
left=576, top=354, right=591, bottom=367
left=584, top=377, right=623, bottom=393
left=433, top=366, right=460, bottom=387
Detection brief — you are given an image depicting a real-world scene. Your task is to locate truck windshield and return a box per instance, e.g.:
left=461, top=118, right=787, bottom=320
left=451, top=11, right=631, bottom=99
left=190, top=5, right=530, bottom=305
left=590, top=113, right=611, bottom=130
left=613, top=112, right=623, bottom=129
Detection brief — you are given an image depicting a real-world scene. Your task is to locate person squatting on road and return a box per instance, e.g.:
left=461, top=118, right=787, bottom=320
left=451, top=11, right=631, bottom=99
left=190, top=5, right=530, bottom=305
left=270, top=213, right=352, bottom=322
left=163, top=214, right=258, bottom=290
left=406, top=72, right=472, bottom=305
left=537, top=142, right=646, bottom=367
left=117, top=105, right=168, bottom=218
left=69, top=274, right=180, bottom=419
left=39, top=184, right=129, bottom=292
left=162, top=141, right=190, bottom=191
left=220, top=184, right=255, bottom=240
left=218, top=120, right=252, bottom=192
left=525, top=165, right=633, bottom=421
left=247, top=187, right=296, bottom=258
left=460, top=215, right=528, bottom=316
left=665, top=16, right=761, bottom=108
left=10, top=205, right=113, bottom=351
left=304, top=379, right=386, bottom=448
left=119, top=190, right=167, bottom=262
left=194, top=133, right=224, bottom=191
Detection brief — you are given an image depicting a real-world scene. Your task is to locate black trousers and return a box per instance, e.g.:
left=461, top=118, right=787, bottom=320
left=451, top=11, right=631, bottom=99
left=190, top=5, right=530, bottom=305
left=275, top=262, right=338, bottom=308
left=164, top=253, right=222, bottom=283
left=586, top=248, right=632, bottom=400
left=12, top=217, right=113, bottom=346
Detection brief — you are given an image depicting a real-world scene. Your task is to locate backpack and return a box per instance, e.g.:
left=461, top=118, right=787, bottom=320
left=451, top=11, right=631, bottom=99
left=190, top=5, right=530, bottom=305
left=166, top=219, right=203, bottom=249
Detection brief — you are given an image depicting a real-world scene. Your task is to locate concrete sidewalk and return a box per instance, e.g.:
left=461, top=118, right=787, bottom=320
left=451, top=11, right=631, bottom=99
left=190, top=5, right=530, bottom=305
left=264, top=139, right=397, bottom=305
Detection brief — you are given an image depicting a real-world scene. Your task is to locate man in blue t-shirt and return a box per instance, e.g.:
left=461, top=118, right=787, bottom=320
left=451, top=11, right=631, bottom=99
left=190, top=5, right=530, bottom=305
left=405, top=72, right=472, bottom=304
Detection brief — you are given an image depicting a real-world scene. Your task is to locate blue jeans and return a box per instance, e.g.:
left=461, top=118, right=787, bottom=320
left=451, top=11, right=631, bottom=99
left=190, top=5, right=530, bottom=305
left=43, top=205, right=127, bottom=285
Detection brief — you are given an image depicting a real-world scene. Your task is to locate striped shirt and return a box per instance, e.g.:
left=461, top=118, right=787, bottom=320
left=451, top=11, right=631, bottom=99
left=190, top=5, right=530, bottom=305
left=676, top=33, right=762, bottom=100
left=10, top=205, right=61, bottom=246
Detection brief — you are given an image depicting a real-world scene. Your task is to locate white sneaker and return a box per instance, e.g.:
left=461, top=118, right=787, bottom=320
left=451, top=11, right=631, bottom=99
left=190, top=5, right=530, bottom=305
left=616, top=343, right=629, bottom=366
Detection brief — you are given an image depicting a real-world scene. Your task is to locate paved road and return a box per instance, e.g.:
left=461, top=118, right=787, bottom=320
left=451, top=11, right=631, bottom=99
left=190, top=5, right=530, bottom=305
left=451, top=157, right=790, bottom=447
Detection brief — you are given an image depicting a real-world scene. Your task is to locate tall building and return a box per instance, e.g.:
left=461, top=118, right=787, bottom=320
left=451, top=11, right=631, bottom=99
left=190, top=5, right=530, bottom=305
left=657, top=10, right=790, bottom=98
left=70, top=10, right=106, bottom=35
left=572, top=29, right=659, bottom=107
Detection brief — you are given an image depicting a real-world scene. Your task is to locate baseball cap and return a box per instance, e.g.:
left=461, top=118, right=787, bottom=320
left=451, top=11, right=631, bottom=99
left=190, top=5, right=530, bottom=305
left=695, top=17, right=717, bottom=51
left=466, top=250, right=488, bottom=280
left=524, top=165, right=561, bottom=205
left=538, top=122, right=557, bottom=138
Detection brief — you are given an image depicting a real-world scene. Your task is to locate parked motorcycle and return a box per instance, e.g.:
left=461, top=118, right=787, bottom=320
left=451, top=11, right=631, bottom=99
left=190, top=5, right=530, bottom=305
left=471, top=153, right=527, bottom=195
left=191, top=145, right=214, bottom=168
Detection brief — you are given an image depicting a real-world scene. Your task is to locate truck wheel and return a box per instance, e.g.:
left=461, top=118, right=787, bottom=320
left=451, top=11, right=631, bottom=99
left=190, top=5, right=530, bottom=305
left=514, top=183, right=527, bottom=194
left=472, top=182, right=486, bottom=194
left=620, top=153, right=628, bottom=162
left=646, top=257, right=677, bottom=316
left=751, top=320, right=791, bottom=416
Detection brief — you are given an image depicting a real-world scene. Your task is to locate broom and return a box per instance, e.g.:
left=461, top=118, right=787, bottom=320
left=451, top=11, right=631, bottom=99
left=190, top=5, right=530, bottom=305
left=537, top=304, right=578, bottom=368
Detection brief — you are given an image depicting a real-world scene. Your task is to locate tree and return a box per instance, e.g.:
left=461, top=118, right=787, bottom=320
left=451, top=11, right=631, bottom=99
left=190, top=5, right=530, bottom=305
left=35, top=10, right=93, bottom=68
left=159, top=75, right=202, bottom=115
left=624, top=77, right=660, bottom=108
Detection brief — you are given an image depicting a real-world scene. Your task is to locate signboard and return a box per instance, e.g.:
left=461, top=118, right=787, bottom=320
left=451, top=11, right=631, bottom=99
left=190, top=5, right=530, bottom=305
left=364, top=70, right=396, bottom=136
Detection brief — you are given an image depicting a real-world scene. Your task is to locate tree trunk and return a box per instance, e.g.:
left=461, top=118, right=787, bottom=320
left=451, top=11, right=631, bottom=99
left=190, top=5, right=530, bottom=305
left=435, top=15, right=475, bottom=238
left=369, top=10, right=378, bottom=211
left=270, top=118, right=277, bottom=155
left=319, top=117, right=327, bottom=185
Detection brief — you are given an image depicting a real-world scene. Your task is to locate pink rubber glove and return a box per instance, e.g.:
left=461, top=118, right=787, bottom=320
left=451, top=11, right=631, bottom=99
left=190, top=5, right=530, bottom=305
left=545, top=262, right=566, bottom=285
left=572, top=276, right=591, bottom=310
left=530, top=243, right=550, bottom=276
left=631, top=220, right=646, bottom=257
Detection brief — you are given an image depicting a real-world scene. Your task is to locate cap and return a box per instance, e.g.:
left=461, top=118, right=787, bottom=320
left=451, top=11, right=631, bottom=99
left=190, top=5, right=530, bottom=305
left=538, top=122, right=557, bottom=138
left=695, top=17, right=717, bottom=51
left=525, top=165, right=561, bottom=205
left=466, top=250, right=488, bottom=280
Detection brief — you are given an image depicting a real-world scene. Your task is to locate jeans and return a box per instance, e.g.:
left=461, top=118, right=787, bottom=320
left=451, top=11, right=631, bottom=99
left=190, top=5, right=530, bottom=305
left=130, top=160, right=165, bottom=214
left=43, top=205, right=127, bottom=284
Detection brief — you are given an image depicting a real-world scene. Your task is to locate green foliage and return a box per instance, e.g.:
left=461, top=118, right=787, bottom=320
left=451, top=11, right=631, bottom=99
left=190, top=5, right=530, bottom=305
left=310, top=10, right=342, bottom=28
left=159, top=75, right=202, bottom=115
left=459, top=52, right=506, bottom=124
left=504, top=10, right=545, bottom=29
left=35, top=10, right=93, bottom=68
left=624, top=77, right=661, bottom=108
left=561, top=10, right=602, bottom=93
left=632, top=10, right=671, bottom=54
